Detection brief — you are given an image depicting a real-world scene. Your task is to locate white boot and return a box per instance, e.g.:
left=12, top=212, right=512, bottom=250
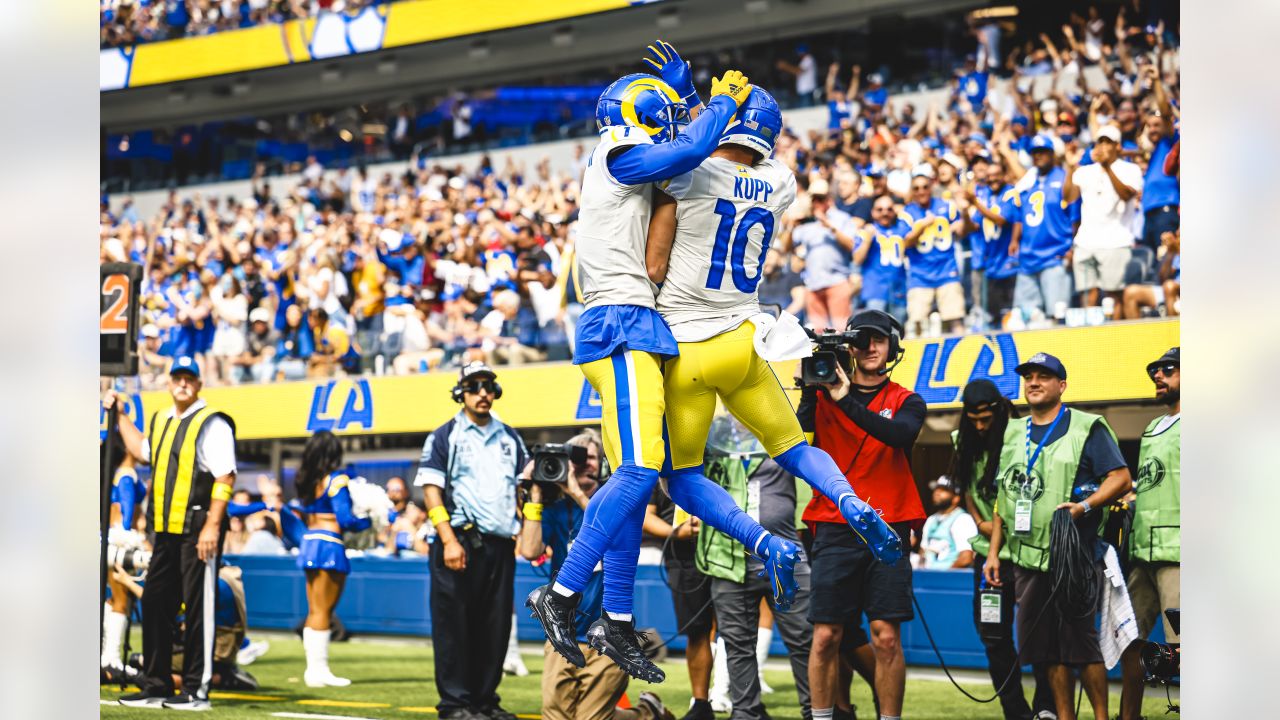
left=709, top=636, right=731, bottom=712
left=303, top=627, right=351, bottom=687
left=755, top=627, right=774, bottom=694
left=502, top=612, right=529, bottom=676
left=101, top=607, right=127, bottom=669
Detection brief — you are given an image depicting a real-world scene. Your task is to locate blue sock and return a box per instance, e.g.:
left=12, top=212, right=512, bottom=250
left=552, top=463, right=660, bottom=595
left=601, top=505, right=644, bottom=616
left=774, top=442, right=855, bottom=506
left=666, top=467, right=768, bottom=556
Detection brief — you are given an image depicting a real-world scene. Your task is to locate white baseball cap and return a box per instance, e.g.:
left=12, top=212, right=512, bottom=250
left=1095, top=125, right=1122, bottom=143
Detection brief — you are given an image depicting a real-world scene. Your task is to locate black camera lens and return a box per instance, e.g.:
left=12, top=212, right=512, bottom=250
left=535, top=456, right=566, bottom=483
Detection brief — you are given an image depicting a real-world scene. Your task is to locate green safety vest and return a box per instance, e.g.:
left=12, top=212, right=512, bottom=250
left=995, top=409, right=1114, bottom=572
left=1131, top=414, right=1180, bottom=564
left=953, top=429, right=997, bottom=558
left=695, top=455, right=764, bottom=583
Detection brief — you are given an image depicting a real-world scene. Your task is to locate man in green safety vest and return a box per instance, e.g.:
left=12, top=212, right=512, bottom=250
left=1119, top=347, right=1180, bottom=720
left=984, top=352, right=1132, bottom=720
left=694, top=416, right=815, bottom=720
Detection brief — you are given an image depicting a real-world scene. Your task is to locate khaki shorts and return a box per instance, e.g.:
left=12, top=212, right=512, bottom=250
left=1127, top=561, right=1180, bottom=642
left=1073, top=246, right=1131, bottom=292
left=907, top=282, right=965, bottom=324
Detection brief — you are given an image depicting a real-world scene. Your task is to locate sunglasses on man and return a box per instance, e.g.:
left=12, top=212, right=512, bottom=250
left=1147, top=363, right=1177, bottom=379
left=463, top=379, right=498, bottom=395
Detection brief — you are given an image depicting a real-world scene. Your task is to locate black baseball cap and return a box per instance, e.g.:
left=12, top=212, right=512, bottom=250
left=1015, top=352, right=1067, bottom=380
left=1146, top=347, right=1180, bottom=376
left=961, top=379, right=1003, bottom=412
left=847, top=308, right=902, bottom=338
left=458, top=361, right=497, bottom=384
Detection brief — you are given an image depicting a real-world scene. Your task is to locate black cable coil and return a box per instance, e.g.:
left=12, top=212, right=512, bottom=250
left=1048, top=506, right=1101, bottom=620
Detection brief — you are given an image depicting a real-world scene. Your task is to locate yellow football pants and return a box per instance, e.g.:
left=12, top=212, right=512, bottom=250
left=579, top=350, right=667, bottom=471
left=663, top=321, right=805, bottom=470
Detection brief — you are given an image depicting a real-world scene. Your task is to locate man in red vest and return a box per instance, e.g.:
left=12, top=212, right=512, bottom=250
left=797, top=309, right=927, bottom=720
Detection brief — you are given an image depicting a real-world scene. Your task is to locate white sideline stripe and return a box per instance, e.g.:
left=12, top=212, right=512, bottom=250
left=268, top=707, right=378, bottom=712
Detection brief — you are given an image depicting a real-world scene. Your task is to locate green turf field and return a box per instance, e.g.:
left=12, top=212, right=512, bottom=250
left=100, top=632, right=1177, bottom=719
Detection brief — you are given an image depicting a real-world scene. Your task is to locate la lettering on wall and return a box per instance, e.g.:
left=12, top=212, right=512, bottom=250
left=124, top=320, right=1179, bottom=441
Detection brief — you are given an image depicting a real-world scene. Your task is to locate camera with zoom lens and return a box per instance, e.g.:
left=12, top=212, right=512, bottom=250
left=527, top=443, right=589, bottom=486
left=107, top=544, right=151, bottom=573
left=1140, top=608, right=1180, bottom=685
left=799, top=330, right=860, bottom=386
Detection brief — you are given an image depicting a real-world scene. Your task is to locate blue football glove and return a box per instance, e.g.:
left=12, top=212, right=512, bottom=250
left=644, top=39, right=699, bottom=106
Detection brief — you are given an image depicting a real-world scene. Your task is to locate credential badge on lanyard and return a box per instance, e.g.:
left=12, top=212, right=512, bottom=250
left=1015, top=406, right=1066, bottom=535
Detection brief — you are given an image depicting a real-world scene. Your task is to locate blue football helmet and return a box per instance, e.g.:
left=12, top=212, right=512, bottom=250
left=719, top=86, right=783, bottom=158
left=596, top=73, right=690, bottom=144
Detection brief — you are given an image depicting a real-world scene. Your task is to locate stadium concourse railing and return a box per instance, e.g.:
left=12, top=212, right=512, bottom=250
left=104, top=319, right=1181, bottom=444
left=226, top=553, right=1168, bottom=675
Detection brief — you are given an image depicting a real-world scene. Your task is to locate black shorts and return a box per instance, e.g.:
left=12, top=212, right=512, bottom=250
left=1011, top=564, right=1103, bottom=666
left=665, top=556, right=714, bottom=637
left=807, top=521, right=914, bottom=625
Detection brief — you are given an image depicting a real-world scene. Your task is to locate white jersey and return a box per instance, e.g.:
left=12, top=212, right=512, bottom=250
left=656, top=157, right=797, bottom=342
left=575, top=127, right=660, bottom=310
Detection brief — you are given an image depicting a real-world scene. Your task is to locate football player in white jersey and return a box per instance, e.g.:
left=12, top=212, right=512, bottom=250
left=645, top=86, right=904, bottom=572
left=528, top=51, right=800, bottom=684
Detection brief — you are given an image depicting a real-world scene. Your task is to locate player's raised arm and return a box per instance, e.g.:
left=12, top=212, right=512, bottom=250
left=608, top=71, right=753, bottom=186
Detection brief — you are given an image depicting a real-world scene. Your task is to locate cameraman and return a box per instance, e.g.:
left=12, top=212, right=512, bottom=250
left=797, top=309, right=926, bottom=720
left=520, top=432, right=670, bottom=720
left=1119, top=348, right=1180, bottom=720
left=417, top=362, right=525, bottom=720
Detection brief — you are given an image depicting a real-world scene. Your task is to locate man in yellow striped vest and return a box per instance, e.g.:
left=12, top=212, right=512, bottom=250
left=103, top=356, right=237, bottom=711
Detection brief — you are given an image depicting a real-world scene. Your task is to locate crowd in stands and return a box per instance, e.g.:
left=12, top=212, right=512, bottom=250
left=101, top=4, right=1179, bottom=390
left=100, top=0, right=390, bottom=48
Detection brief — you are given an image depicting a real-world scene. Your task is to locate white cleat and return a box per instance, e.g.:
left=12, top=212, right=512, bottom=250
left=503, top=656, right=530, bottom=677
left=709, top=690, right=732, bottom=713
left=304, top=668, right=352, bottom=687
left=237, top=639, right=270, bottom=666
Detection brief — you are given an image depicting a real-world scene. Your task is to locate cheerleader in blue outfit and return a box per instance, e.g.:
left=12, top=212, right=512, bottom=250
left=293, top=431, right=371, bottom=687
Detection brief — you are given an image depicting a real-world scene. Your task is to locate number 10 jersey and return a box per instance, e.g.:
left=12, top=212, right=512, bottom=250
left=656, top=156, right=797, bottom=342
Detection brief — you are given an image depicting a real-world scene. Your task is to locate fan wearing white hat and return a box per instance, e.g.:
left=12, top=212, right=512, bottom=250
left=1063, top=124, right=1144, bottom=318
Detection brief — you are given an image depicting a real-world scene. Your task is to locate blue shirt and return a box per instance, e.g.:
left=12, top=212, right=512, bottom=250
left=903, top=199, right=961, bottom=289
left=974, top=185, right=1022, bottom=280
left=960, top=71, right=989, bottom=107
left=542, top=498, right=604, bottom=641
left=857, top=219, right=909, bottom=303
left=827, top=100, right=851, bottom=130
left=1017, top=166, right=1077, bottom=274
left=416, top=412, right=526, bottom=537
left=1143, top=133, right=1180, bottom=211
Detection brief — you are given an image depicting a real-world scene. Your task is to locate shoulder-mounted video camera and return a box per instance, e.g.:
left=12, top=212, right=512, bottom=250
left=1141, top=608, right=1181, bottom=686
left=798, top=329, right=861, bottom=385
left=526, top=443, right=589, bottom=487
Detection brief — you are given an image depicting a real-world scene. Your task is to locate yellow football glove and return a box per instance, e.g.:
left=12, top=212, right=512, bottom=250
left=710, top=70, right=753, bottom=106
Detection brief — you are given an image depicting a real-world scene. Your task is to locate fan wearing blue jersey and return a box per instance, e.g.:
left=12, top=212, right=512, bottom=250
left=528, top=49, right=757, bottom=683
left=960, top=155, right=1023, bottom=324
left=645, top=86, right=903, bottom=575
left=853, top=195, right=909, bottom=324
left=902, top=173, right=965, bottom=336
left=1000, top=134, right=1077, bottom=318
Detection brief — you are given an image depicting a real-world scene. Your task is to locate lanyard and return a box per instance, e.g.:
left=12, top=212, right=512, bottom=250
left=1025, top=405, right=1067, bottom=479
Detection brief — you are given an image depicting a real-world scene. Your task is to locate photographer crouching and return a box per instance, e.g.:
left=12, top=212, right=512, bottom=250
left=984, top=354, right=1132, bottom=720
left=520, top=431, right=672, bottom=720
left=797, top=309, right=927, bottom=720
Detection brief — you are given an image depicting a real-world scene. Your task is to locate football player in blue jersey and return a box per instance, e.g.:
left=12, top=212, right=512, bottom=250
left=961, top=155, right=1023, bottom=325
left=854, top=195, right=910, bottom=324
left=902, top=171, right=966, bottom=336
left=1000, top=134, right=1077, bottom=318
left=527, top=47, right=761, bottom=683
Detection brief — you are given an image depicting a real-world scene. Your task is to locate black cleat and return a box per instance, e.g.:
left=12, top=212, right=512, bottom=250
left=475, top=704, right=517, bottom=720
left=118, top=687, right=171, bottom=708
left=586, top=616, right=666, bottom=684
left=527, top=584, right=585, bottom=667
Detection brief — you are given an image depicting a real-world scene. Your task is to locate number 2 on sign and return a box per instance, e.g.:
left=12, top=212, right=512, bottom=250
left=101, top=273, right=130, bottom=334
left=705, top=199, right=775, bottom=294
